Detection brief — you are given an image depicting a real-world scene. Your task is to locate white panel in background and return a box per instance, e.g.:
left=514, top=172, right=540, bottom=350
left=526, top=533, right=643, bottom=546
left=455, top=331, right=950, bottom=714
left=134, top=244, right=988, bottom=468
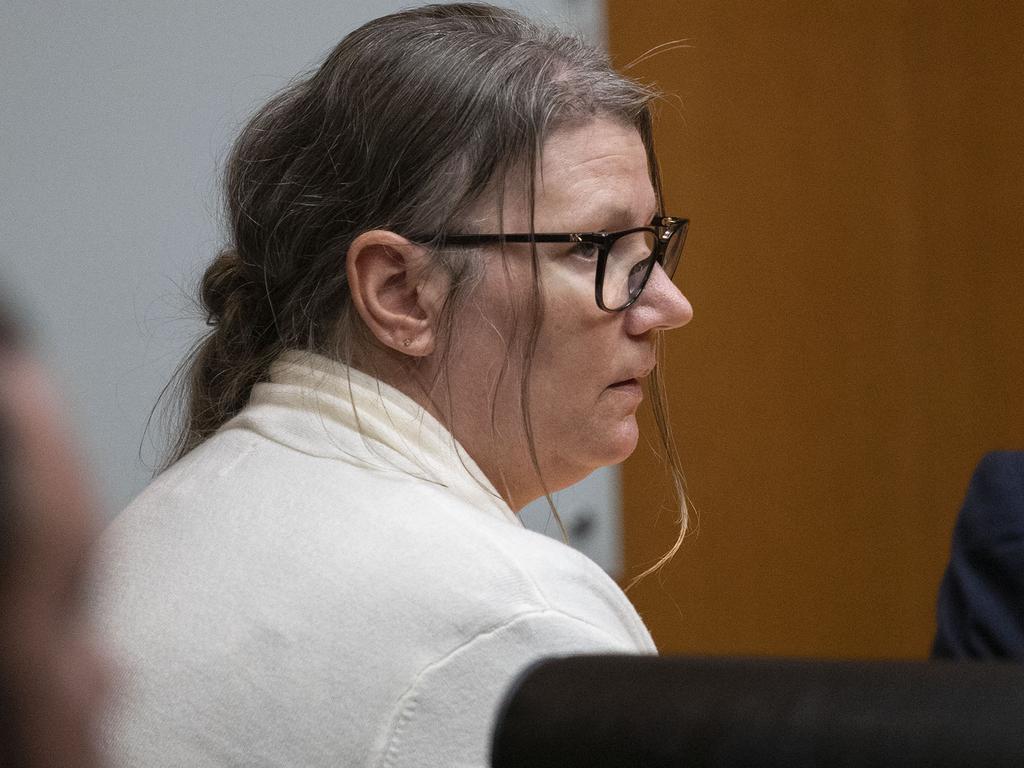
left=520, top=465, right=623, bottom=578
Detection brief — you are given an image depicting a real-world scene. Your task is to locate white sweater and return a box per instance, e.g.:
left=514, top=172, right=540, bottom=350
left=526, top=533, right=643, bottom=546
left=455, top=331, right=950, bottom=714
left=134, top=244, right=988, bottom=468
left=97, top=351, right=656, bottom=768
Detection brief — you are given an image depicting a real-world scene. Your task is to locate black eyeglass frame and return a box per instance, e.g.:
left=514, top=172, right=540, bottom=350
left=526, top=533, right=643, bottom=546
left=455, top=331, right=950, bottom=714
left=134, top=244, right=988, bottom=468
left=412, top=216, right=689, bottom=312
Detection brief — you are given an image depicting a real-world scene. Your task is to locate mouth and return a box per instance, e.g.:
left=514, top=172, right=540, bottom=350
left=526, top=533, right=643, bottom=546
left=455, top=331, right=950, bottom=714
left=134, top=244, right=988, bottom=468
left=609, top=362, right=655, bottom=390
left=607, top=378, right=643, bottom=397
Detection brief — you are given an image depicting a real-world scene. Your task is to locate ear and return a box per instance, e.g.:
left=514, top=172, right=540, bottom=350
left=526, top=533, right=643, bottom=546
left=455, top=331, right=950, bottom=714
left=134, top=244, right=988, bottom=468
left=346, top=230, right=446, bottom=357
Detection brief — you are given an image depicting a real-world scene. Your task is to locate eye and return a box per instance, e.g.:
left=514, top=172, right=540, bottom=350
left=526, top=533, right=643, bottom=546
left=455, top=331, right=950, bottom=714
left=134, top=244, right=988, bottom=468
left=568, top=241, right=600, bottom=261
left=628, top=257, right=651, bottom=278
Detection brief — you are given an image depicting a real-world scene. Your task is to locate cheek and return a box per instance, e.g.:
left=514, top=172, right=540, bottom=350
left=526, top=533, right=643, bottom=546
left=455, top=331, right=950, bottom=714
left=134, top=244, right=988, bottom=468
left=528, top=280, right=647, bottom=463
left=531, top=317, right=629, bottom=427
left=444, top=279, right=530, bottom=428
left=533, top=287, right=618, bottom=396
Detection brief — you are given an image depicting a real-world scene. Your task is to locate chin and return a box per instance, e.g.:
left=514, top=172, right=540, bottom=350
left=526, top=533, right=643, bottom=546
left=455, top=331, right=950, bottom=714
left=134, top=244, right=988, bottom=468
left=540, top=416, right=640, bottom=492
left=610, top=416, right=641, bottom=463
left=581, top=414, right=640, bottom=470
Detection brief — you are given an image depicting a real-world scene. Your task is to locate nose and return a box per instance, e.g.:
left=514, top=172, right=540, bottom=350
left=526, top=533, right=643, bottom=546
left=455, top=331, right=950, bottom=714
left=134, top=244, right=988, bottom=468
left=624, top=263, right=693, bottom=335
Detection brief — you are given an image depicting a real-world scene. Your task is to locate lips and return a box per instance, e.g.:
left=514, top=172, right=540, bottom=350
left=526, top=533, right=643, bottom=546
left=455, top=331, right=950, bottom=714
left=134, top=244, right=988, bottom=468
left=610, top=363, right=655, bottom=390
left=606, top=353, right=656, bottom=402
left=607, top=378, right=643, bottom=401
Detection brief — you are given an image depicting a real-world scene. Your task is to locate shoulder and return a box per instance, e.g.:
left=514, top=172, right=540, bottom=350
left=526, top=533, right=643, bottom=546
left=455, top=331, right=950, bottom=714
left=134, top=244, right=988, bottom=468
left=933, top=451, right=1024, bottom=659
left=97, top=435, right=654, bottom=765
left=101, top=440, right=652, bottom=653
left=351, top=480, right=655, bottom=652
left=375, top=608, right=641, bottom=768
left=954, top=451, right=1024, bottom=548
left=969, top=451, right=1024, bottom=497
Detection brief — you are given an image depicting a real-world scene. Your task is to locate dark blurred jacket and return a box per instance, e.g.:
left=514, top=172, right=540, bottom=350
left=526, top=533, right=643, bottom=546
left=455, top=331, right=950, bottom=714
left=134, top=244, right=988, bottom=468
left=933, top=451, right=1024, bottom=660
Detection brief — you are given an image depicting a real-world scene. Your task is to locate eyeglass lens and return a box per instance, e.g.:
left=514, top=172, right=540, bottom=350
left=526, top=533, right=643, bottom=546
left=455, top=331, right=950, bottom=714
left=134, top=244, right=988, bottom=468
left=601, top=227, right=683, bottom=310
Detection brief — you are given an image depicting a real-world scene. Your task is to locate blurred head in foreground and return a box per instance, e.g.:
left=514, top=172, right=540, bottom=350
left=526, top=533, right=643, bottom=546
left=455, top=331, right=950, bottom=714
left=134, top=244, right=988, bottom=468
left=0, top=298, right=108, bottom=768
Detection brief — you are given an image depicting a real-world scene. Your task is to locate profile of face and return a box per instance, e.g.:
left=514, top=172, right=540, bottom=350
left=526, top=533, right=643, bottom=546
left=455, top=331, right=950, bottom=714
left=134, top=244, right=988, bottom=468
left=350, top=116, right=692, bottom=509
left=443, top=117, right=694, bottom=508
left=0, top=359, right=108, bottom=768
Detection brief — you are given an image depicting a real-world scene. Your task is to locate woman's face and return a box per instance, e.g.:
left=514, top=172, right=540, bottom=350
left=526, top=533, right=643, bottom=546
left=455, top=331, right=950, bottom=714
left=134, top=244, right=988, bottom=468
left=441, top=118, right=693, bottom=509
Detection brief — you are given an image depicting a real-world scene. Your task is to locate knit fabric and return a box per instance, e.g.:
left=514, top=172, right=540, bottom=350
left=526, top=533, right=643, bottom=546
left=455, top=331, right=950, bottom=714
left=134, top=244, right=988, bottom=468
left=97, top=351, right=655, bottom=767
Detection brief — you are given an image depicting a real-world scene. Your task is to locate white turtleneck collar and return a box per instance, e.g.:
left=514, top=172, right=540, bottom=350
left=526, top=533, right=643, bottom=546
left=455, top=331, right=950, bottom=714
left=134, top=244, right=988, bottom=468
left=230, top=349, right=520, bottom=527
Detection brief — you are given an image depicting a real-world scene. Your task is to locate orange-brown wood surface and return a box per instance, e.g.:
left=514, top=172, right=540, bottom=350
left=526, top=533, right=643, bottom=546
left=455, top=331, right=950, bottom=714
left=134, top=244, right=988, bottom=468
left=610, top=1, right=1024, bottom=658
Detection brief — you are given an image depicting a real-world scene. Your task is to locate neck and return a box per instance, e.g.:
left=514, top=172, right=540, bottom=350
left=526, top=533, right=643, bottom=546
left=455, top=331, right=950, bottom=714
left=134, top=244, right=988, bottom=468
left=351, top=348, right=552, bottom=512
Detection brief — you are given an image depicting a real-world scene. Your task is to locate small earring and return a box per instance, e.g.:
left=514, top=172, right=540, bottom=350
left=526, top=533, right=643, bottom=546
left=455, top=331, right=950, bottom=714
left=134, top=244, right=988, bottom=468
left=402, top=338, right=412, bottom=348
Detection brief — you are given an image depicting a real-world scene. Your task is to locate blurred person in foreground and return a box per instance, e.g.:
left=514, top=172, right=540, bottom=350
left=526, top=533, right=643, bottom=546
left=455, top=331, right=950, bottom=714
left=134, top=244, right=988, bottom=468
left=0, top=297, right=109, bottom=768
left=98, top=4, right=694, bottom=767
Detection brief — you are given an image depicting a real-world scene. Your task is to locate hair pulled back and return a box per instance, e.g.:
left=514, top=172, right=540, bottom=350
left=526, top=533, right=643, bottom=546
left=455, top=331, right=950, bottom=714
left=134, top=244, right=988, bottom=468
left=166, top=2, right=661, bottom=467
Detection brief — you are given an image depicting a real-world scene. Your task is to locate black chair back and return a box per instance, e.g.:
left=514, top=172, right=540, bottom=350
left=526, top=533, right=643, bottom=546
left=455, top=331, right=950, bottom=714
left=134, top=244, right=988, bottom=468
left=491, top=655, right=1024, bottom=767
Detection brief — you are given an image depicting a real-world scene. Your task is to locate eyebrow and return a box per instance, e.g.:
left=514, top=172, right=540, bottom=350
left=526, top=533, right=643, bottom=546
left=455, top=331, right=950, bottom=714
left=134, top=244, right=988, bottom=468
left=570, top=203, right=659, bottom=232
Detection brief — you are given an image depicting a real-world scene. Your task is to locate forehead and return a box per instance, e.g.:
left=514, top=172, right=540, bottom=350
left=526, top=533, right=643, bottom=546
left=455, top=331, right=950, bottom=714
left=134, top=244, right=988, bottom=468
left=532, top=118, right=655, bottom=230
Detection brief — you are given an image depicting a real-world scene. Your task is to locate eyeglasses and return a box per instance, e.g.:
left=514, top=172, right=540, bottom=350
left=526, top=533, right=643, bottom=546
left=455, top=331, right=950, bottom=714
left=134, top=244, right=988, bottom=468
left=413, top=216, right=688, bottom=312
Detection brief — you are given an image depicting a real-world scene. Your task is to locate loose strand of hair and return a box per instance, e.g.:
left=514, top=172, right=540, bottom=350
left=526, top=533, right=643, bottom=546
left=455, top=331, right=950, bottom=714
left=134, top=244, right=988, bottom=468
left=624, top=336, right=690, bottom=591
left=518, top=142, right=567, bottom=540
left=620, top=39, right=695, bottom=73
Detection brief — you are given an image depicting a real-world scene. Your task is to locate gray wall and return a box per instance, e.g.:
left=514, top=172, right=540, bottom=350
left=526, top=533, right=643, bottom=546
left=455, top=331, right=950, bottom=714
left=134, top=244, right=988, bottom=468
left=1, top=0, right=620, bottom=574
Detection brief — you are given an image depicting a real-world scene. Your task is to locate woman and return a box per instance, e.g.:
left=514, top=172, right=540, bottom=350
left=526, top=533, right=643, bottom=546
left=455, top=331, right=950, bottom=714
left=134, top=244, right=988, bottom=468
left=98, top=4, right=693, bottom=767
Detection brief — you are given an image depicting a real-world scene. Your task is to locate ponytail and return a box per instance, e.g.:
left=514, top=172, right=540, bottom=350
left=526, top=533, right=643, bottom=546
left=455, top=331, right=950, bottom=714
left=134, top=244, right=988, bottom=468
left=161, top=248, right=282, bottom=468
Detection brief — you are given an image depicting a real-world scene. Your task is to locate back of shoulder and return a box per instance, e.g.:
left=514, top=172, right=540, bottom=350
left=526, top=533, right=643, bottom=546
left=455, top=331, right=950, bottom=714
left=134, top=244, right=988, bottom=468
left=100, top=431, right=653, bottom=654
left=403, top=489, right=656, bottom=653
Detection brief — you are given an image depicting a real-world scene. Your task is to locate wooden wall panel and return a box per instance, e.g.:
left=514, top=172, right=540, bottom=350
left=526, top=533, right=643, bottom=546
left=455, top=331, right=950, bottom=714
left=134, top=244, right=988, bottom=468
left=610, top=1, right=1024, bottom=658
